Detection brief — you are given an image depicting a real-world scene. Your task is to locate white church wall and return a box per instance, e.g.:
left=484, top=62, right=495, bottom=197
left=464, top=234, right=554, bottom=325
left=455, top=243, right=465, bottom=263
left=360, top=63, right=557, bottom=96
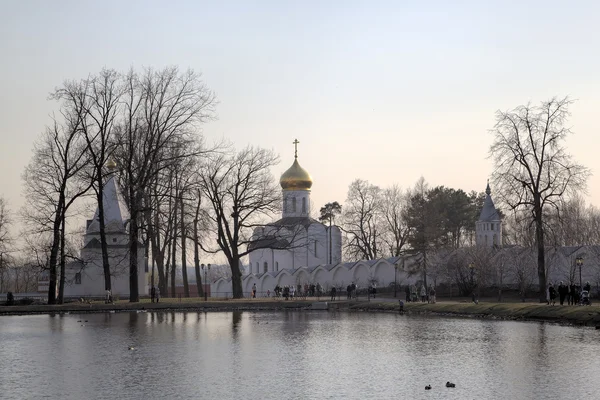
left=351, top=263, right=371, bottom=286
left=313, top=267, right=331, bottom=286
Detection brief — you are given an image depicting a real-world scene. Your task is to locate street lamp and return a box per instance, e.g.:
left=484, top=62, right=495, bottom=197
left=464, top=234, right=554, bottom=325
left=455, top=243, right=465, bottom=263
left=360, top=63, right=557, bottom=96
left=576, top=256, right=583, bottom=292
left=394, top=263, right=399, bottom=298
left=201, top=263, right=211, bottom=301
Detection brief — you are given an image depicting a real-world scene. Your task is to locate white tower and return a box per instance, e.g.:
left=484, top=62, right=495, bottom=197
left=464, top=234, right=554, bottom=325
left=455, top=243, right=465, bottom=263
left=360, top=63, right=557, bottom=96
left=476, top=181, right=502, bottom=248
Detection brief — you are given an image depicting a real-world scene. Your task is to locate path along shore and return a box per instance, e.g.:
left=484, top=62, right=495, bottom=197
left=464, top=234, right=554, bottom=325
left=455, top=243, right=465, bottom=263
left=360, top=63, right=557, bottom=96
left=2, top=298, right=600, bottom=327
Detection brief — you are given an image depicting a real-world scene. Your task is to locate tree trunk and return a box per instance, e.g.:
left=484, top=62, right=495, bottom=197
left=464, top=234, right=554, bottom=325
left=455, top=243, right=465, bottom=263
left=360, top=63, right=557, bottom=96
left=230, top=255, right=243, bottom=298
left=329, top=220, right=332, bottom=265
left=97, top=170, right=112, bottom=293
left=181, top=197, right=189, bottom=297
left=194, top=216, right=203, bottom=298
left=47, top=194, right=64, bottom=305
left=58, top=214, right=66, bottom=304
left=128, top=190, right=140, bottom=302
left=535, top=209, right=547, bottom=303
left=171, top=196, right=178, bottom=298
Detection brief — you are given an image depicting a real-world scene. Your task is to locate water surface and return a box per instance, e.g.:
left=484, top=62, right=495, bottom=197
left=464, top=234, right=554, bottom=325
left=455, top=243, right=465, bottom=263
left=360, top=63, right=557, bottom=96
left=1, top=311, right=598, bottom=399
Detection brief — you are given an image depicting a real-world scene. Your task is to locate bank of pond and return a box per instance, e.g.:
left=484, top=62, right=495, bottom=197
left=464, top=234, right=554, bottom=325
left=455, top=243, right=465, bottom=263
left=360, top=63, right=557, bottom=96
left=1, top=298, right=600, bottom=327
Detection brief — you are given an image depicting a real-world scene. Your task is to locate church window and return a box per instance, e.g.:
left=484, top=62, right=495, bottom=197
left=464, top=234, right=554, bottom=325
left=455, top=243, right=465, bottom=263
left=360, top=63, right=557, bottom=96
left=112, top=238, right=117, bottom=243
left=491, top=223, right=494, bottom=230
left=314, top=241, right=317, bottom=257
left=292, top=198, right=297, bottom=212
left=275, top=261, right=279, bottom=271
left=302, top=197, right=306, bottom=213
left=75, top=273, right=81, bottom=284
left=263, top=262, right=268, bottom=273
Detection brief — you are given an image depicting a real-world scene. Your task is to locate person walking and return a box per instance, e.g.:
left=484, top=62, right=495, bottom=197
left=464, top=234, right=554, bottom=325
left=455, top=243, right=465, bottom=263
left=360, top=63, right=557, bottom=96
left=156, top=286, right=160, bottom=303
left=150, top=286, right=156, bottom=303
left=252, top=283, right=257, bottom=298
left=420, top=285, right=426, bottom=302
left=558, top=282, right=568, bottom=305
left=548, top=283, right=556, bottom=306
left=429, top=285, right=436, bottom=304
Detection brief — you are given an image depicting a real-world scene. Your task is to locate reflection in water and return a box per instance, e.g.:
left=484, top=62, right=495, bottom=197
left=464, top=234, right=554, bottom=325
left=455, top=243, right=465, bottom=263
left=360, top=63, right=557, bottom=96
left=1, top=312, right=599, bottom=399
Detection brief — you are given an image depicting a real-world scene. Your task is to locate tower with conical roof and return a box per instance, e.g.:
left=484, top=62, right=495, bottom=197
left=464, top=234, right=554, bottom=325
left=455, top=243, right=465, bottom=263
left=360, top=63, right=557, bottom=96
left=476, top=181, right=502, bottom=248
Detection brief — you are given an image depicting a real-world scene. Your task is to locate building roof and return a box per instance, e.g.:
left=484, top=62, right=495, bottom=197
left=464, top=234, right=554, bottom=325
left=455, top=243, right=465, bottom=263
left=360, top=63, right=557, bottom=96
left=87, top=175, right=130, bottom=233
left=479, top=182, right=501, bottom=222
left=269, top=216, right=321, bottom=229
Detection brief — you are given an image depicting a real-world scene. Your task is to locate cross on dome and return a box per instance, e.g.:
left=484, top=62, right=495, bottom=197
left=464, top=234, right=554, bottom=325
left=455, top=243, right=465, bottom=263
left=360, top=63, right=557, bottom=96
left=293, top=139, right=299, bottom=159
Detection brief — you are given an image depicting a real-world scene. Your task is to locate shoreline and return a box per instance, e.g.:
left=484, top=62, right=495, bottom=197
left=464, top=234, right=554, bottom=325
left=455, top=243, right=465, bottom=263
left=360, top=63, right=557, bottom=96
left=2, top=299, right=600, bottom=326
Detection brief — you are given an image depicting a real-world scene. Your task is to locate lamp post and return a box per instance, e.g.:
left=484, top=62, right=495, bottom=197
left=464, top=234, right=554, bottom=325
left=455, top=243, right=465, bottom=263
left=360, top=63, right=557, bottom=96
left=394, top=264, right=398, bottom=298
left=576, top=256, right=583, bottom=292
left=201, top=263, right=211, bottom=301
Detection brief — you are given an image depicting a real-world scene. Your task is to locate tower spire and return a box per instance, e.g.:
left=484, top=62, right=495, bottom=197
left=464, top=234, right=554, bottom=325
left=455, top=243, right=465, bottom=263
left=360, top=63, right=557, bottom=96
left=486, top=179, right=491, bottom=195
left=293, top=138, right=299, bottom=159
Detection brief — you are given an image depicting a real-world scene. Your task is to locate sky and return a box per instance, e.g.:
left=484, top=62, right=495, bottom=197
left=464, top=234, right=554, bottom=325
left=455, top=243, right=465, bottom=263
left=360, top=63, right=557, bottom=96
left=1, top=0, right=600, bottom=230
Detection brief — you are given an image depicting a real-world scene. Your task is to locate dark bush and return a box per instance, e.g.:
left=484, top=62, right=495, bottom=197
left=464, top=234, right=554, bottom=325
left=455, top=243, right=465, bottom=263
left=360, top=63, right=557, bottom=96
left=16, top=297, right=34, bottom=306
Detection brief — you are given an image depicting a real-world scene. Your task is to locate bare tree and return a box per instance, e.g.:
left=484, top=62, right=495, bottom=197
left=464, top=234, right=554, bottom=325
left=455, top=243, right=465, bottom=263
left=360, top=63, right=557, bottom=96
left=52, top=69, right=124, bottom=296
left=342, top=179, right=383, bottom=261
left=199, top=146, right=282, bottom=298
left=380, top=185, right=411, bottom=257
left=22, top=116, right=92, bottom=304
left=117, top=67, right=215, bottom=302
left=489, top=97, right=589, bottom=302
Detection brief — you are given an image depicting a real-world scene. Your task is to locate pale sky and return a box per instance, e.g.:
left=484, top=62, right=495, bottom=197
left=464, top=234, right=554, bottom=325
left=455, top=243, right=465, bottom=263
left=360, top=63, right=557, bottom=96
left=1, top=0, right=599, bottom=225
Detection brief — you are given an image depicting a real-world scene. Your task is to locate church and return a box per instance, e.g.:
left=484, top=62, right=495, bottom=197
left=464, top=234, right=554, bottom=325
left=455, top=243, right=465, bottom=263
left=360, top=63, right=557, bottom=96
left=248, top=140, right=342, bottom=274
left=63, top=160, right=148, bottom=299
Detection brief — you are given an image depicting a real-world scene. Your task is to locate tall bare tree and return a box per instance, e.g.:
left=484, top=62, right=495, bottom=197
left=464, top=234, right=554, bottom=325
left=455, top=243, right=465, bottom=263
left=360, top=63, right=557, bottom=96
left=380, top=185, right=410, bottom=257
left=51, top=68, right=123, bottom=296
left=489, top=97, right=589, bottom=302
left=22, top=115, right=92, bottom=303
left=117, top=67, right=215, bottom=302
left=199, top=146, right=281, bottom=298
left=342, top=179, right=383, bottom=261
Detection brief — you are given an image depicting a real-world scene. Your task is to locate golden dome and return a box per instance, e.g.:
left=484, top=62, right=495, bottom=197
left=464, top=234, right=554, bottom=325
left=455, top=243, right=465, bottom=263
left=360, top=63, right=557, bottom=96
left=106, top=158, right=117, bottom=171
left=280, top=158, right=313, bottom=191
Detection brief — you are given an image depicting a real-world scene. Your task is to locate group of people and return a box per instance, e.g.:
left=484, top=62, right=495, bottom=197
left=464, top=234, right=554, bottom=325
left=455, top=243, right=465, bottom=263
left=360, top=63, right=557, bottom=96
left=404, top=284, right=436, bottom=303
left=548, top=281, right=591, bottom=305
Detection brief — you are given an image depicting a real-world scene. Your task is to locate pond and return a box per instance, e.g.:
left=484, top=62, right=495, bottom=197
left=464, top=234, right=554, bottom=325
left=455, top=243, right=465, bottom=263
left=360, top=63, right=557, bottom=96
left=0, top=311, right=598, bottom=399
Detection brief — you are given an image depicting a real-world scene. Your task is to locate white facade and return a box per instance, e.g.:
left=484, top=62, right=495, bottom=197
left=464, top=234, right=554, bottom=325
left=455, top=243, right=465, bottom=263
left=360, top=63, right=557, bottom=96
left=64, top=174, right=147, bottom=298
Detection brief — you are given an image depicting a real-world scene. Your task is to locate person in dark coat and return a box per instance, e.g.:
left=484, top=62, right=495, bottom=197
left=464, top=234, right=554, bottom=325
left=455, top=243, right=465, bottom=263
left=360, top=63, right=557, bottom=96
left=150, top=286, right=156, bottom=303
left=568, top=284, right=576, bottom=305
left=558, top=282, right=568, bottom=305
left=548, top=283, right=556, bottom=305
